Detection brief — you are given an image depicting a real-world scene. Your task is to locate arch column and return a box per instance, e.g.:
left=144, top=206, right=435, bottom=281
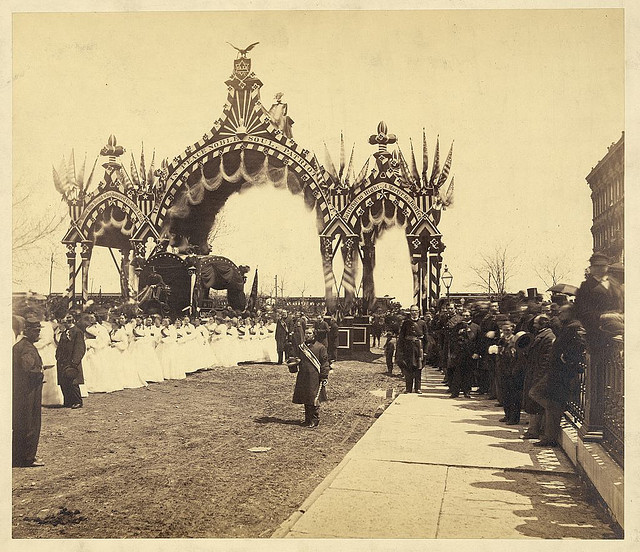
left=65, top=243, right=77, bottom=309
left=130, top=239, right=147, bottom=300
left=340, top=236, right=359, bottom=313
left=80, top=241, right=93, bottom=308
left=120, top=248, right=131, bottom=300
left=361, top=232, right=376, bottom=314
left=320, top=236, right=338, bottom=313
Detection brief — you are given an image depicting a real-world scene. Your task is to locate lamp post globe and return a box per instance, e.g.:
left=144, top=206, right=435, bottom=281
left=441, top=265, right=453, bottom=298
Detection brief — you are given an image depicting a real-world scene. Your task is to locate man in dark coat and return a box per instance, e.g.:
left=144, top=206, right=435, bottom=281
left=448, top=311, right=479, bottom=398
left=327, top=315, right=339, bottom=362
left=574, top=252, right=624, bottom=345
left=497, top=322, right=524, bottom=424
left=477, top=303, right=500, bottom=397
left=55, top=312, right=86, bottom=409
left=313, top=315, right=330, bottom=348
left=397, top=305, right=429, bottom=394
left=370, top=310, right=384, bottom=348
left=275, top=310, right=290, bottom=364
left=522, top=315, right=555, bottom=439
left=292, top=326, right=330, bottom=428
left=13, top=315, right=45, bottom=467
left=532, top=305, right=587, bottom=446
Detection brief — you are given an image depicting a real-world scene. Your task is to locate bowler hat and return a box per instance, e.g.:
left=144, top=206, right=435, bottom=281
left=25, top=314, right=42, bottom=329
left=589, top=252, right=610, bottom=266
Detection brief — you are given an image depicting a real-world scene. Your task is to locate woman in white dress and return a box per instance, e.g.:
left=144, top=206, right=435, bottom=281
left=138, top=316, right=164, bottom=382
left=129, top=316, right=163, bottom=383
left=260, top=318, right=274, bottom=362
left=225, top=319, right=240, bottom=367
left=208, top=316, right=226, bottom=368
left=37, top=317, right=64, bottom=406
left=85, top=314, right=121, bottom=393
left=116, top=314, right=147, bottom=389
left=157, top=317, right=177, bottom=380
left=192, top=317, right=212, bottom=371
left=236, top=320, right=248, bottom=363
left=165, top=318, right=188, bottom=380
left=210, top=317, right=227, bottom=367
left=180, top=316, right=199, bottom=374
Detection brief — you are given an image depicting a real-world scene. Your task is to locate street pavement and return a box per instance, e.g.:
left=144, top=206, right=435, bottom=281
left=273, top=363, right=619, bottom=539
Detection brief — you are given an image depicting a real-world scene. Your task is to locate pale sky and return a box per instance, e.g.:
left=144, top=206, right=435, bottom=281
left=12, top=9, right=624, bottom=306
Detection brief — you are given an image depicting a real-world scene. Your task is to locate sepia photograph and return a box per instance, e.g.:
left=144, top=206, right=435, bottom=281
left=7, top=2, right=636, bottom=547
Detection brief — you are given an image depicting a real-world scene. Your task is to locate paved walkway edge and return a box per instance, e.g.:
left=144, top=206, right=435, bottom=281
left=559, top=420, right=624, bottom=530
left=270, top=400, right=395, bottom=538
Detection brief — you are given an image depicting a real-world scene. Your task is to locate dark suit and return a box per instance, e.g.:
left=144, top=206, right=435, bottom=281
left=55, top=325, right=86, bottom=407
left=292, top=340, right=330, bottom=425
left=537, top=320, right=587, bottom=443
left=275, top=319, right=289, bottom=364
left=449, top=321, right=480, bottom=396
left=523, top=327, right=555, bottom=437
left=327, top=320, right=339, bottom=361
left=13, top=338, right=44, bottom=466
left=397, top=317, right=428, bottom=393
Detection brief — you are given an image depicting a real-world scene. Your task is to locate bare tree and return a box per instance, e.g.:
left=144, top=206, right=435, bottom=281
left=470, top=244, right=518, bottom=296
left=533, top=256, right=570, bottom=289
left=13, top=186, right=68, bottom=288
left=13, top=188, right=67, bottom=255
left=297, top=281, right=307, bottom=298
left=207, top=210, right=228, bottom=249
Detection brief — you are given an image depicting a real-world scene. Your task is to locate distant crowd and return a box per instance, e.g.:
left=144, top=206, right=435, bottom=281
left=371, top=251, right=624, bottom=448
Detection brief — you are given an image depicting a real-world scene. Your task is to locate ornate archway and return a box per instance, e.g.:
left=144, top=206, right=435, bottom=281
left=55, top=46, right=455, bottom=314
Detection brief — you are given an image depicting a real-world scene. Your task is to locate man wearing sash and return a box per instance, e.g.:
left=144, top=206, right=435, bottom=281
left=292, top=326, right=330, bottom=428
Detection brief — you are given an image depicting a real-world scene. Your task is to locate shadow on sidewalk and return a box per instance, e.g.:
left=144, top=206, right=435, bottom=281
left=470, top=470, right=621, bottom=539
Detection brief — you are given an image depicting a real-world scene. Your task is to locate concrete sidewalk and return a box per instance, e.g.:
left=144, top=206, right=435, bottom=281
left=273, top=367, right=618, bottom=539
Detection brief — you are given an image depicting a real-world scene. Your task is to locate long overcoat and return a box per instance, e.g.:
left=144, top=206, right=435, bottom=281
left=275, top=319, right=289, bottom=352
left=547, top=320, right=587, bottom=405
left=13, top=337, right=44, bottom=465
left=55, top=325, right=86, bottom=385
left=522, top=327, right=555, bottom=414
left=292, top=340, right=330, bottom=405
left=574, top=275, right=623, bottom=345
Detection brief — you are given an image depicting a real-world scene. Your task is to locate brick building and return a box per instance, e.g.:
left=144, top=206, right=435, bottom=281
left=586, top=132, right=624, bottom=277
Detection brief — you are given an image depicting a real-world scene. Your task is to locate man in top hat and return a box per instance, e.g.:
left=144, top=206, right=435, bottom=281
left=397, top=305, right=429, bottom=394
left=55, top=312, right=86, bottom=409
left=292, top=326, right=330, bottom=428
left=13, top=314, right=45, bottom=467
left=575, top=251, right=624, bottom=348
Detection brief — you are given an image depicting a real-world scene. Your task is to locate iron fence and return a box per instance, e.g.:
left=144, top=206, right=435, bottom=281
left=602, top=336, right=624, bottom=466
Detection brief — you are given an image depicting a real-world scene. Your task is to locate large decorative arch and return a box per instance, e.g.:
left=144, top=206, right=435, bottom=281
left=55, top=47, right=455, bottom=314
left=151, top=60, right=333, bottom=252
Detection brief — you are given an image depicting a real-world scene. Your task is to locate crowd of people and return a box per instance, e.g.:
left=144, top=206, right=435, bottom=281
left=12, top=304, right=342, bottom=465
left=378, top=251, right=624, bottom=449
left=12, top=251, right=623, bottom=467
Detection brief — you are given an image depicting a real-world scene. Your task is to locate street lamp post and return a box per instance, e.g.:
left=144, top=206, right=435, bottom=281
left=441, top=265, right=453, bottom=299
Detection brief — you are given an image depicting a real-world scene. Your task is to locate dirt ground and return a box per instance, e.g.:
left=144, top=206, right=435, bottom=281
left=13, top=351, right=404, bottom=538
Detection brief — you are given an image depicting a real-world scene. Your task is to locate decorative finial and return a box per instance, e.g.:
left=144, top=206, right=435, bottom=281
left=100, top=134, right=125, bottom=171
left=369, top=121, right=397, bottom=148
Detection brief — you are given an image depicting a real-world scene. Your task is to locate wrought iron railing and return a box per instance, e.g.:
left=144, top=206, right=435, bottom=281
left=602, top=336, right=624, bottom=466
left=564, top=334, right=624, bottom=467
left=566, top=367, right=586, bottom=426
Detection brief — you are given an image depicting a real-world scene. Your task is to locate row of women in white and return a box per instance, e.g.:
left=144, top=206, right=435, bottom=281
left=34, top=314, right=278, bottom=405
